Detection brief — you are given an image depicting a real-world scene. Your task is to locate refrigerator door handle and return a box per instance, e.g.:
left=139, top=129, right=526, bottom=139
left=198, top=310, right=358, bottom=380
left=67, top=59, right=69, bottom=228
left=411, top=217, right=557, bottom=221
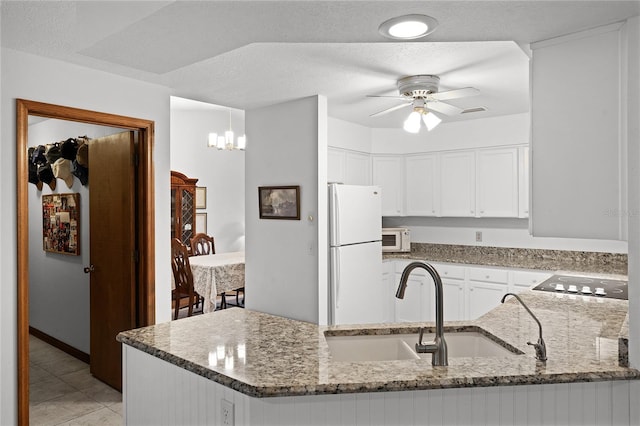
left=331, top=248, right=340, bottom=310
left=330, top=185, right=340, bottom=246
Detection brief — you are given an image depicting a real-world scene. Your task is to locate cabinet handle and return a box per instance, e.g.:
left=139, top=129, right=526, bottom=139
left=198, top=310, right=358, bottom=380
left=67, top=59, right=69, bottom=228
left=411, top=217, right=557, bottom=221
left=485, top=275, right=490, bottom=279
left=480, top=210, right=485, bottom=214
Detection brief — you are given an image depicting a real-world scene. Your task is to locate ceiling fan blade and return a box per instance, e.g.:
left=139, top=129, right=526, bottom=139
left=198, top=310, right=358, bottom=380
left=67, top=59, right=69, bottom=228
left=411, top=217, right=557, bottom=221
left=429, top=87, right=480, bottom=101
left=366, top=95, right=407, bottom=100
left=369, top=102, right=411, bottom=117
left=426, top=101, right=464, bottom=116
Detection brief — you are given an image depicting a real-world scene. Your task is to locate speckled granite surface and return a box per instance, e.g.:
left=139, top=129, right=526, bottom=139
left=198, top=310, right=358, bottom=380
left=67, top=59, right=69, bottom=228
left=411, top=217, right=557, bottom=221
left=117, top=291, right=639, bottom=398
left=384, top=243, right=628, bottom=275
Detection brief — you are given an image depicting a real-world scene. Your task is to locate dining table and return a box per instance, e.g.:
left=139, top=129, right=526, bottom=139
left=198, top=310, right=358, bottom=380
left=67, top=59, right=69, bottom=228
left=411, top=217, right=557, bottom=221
left=189, top=251, right=245, bottom=313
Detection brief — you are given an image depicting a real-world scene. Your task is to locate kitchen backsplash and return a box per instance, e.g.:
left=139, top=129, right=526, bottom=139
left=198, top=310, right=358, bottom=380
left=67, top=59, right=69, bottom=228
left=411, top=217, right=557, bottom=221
left=389, top=243, right=628, bottom=275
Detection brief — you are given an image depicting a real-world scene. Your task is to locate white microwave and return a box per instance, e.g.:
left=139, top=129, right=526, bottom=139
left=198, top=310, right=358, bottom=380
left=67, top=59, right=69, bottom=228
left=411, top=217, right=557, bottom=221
left=381, top=227, right=411, bottom=253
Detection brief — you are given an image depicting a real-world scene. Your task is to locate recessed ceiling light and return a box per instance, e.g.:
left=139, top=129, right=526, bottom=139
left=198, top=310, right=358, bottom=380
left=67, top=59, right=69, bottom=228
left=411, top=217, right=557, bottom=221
left=378, top=14, right=439, bottom=40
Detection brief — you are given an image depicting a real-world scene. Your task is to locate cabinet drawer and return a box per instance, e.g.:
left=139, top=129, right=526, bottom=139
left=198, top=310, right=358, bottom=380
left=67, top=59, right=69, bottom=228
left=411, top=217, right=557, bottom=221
left=468, top=267, right=509, bottom=284
left=513, top=270, right=552, bottom=287
left=432, top=263, right=465, bottom=280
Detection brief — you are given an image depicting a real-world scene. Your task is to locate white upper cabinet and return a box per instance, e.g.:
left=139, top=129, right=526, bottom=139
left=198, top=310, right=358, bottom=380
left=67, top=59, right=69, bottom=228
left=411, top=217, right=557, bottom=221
left=372, top=155, right=404, bottom=216
left=531, top=23, right=624, bottom=240
left=344, top=151, right=371, bottom=185
left=440, top=151, right=476, bottom=217
left=327, top=147, right=346, bottom=183
left=405, top=154, right=439, bottom=216
left=476, top=147, right=519, bottom=217
left=327, top=148, right=371, bottom=185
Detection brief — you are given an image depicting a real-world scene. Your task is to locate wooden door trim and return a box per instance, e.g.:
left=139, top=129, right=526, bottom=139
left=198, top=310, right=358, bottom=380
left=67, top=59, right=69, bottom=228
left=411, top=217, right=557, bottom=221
left=16, top=99, right=156, bottom=425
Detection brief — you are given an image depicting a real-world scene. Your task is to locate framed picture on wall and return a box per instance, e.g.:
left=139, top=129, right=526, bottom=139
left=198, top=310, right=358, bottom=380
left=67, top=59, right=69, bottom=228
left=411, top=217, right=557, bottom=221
left=195, top=186, right=207, bottom=209
left=196, top=212, right=207, bottom=234
left=258, top=185, right=300, bottom=220
left=42, top=193, right=80, bottom=255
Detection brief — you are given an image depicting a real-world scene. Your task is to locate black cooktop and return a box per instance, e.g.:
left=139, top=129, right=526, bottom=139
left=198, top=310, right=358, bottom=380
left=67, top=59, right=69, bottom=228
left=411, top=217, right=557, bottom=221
left=532, top=274, right=628, bottom=300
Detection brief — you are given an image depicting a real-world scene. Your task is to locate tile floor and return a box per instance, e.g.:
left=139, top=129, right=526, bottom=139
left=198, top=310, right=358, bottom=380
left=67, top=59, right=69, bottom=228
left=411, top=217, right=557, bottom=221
left=29, top=335, right=123, bottom=425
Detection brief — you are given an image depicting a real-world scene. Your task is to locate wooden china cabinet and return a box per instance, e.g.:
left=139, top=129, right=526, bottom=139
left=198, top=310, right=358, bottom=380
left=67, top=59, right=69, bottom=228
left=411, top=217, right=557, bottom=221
left=170, top=171, right=199, bottom=246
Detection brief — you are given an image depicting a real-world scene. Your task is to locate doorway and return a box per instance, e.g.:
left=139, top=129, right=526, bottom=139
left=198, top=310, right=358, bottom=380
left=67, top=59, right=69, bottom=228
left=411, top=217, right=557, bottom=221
left=16, top=99, right=156, bottom=425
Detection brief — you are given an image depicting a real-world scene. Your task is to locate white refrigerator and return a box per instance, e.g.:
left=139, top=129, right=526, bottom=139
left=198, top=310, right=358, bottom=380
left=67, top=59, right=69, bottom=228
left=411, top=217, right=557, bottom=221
left=329, top=184, right=383, bottom=325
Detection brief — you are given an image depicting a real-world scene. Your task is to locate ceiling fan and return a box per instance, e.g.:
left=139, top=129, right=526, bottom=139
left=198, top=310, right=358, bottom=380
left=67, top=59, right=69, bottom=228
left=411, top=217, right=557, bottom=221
left=367, top=75, right=484, bottom=133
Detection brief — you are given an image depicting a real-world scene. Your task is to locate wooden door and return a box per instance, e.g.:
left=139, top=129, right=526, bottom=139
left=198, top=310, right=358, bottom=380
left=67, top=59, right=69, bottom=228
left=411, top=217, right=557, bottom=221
left=89, top=131, right=137, bottom=390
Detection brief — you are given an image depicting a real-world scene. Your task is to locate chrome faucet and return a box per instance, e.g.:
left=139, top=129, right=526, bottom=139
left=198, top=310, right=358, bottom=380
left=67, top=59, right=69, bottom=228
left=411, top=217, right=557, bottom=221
left=501, top=293, right=547, bottom=362
left=396, top=262, right=448, bottom=366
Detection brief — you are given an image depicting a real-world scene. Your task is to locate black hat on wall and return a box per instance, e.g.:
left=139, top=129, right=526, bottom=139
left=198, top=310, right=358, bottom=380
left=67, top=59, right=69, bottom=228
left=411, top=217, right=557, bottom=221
left=61, top=138, right=79, bottom=161
left=32, top=145, right=47, bottom=165
left=27, top=147, right=43, bottom=191
left=45, top=143, right=61, bottom=164
left=37, top=163, right=56, bottom=191
left=72, top=160, right=89, bottom=186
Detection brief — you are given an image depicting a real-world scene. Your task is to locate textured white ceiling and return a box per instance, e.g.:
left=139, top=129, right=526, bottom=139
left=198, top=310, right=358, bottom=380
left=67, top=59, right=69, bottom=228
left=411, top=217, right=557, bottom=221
left=2, top=1, right=639, bottom=128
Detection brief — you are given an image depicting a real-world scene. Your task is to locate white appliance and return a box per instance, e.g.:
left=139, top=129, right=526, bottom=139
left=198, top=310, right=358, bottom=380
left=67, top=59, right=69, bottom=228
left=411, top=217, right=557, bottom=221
left=329, top=184, right=383, bottom=325
left=382, top=227, right=411, bottom=252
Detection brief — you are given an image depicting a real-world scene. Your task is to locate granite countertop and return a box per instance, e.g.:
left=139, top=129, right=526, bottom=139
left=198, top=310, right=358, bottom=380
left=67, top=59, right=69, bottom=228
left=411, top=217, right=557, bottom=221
left=384, top=243, right=628, bottom=275
left=117, top=290, right=639, bottom=398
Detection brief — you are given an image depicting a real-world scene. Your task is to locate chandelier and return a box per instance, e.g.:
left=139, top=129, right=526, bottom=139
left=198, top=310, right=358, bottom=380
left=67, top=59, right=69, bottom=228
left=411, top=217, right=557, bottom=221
left=207, top=110, right=246, bottom=150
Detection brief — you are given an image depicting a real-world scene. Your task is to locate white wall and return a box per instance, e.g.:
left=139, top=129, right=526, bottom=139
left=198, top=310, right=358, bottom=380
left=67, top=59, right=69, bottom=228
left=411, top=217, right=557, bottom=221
left=170, top=105, right=245, bottom=252
left=371, top=113, right=529, bottom=154
left=27, top=120, right=126, bottom=354
left=0, top=48, right=172, bottom=425
left=245, top=95, right=328, bottom=324
left=327, top=117, right=372, bottom=152
left=384, top=218, right=628, bottom=253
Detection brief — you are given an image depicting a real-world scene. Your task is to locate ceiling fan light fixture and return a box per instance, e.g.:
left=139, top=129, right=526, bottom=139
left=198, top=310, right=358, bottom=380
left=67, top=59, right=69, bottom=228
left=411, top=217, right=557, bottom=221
left=423, top=111, right=442, bottom=131
left=378, top=14, right=438, bottom=40
left=403, top=111, right=422, bottom=133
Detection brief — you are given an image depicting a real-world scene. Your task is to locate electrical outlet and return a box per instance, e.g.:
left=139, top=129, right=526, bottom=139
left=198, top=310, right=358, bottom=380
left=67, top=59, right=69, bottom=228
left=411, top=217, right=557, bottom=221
left=475, top=231, right=482, bottom=242
left=221, top=399, right=234, bottom=426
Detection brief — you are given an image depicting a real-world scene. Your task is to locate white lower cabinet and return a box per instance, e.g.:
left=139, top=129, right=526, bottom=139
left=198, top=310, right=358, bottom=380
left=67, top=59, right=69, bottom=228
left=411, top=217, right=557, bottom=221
left=381, top=261, right=396, bottom=322
left=433, top=262, right=466, bottom=322
left=442, top=279, right=465, bottom=321
left=511, top=270, right=553, bottom=294
left=389, top=261, right=547, bottom=323
left=394, top=270, right=433, bottom=322
left=467, top=281, right=508, bottom=320
left=466, top=267, right=509, bottom=320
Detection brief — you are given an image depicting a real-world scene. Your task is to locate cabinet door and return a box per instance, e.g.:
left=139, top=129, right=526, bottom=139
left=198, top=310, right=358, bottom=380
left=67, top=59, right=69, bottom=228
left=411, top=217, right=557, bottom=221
left=442, top=279, right=465, bottom=321
left=477, top=148, right=519, bottom=217
left=531, top=26, right=622, bottom=239
left=395, top=273, right=427, bottom=322
left=440, top=151, right=475, bottom=217
left=405, top=154, right=439, bottom=216
left=511, top=270, right=552, bottom=294
left=467, top=282, right=507, bottom=320
left=372, top=156, right=404, bottom=216
left=328, top=147, right=346, bottom=184
left=345, top=151, right=371, bottom=185
left=382, top=262, right=396, bottom=323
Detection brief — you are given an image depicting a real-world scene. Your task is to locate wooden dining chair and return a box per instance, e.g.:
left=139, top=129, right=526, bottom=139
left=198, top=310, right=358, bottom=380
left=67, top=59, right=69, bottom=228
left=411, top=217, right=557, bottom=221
left=171, top=238, right=200, bottom=320
left=189, top=233, right=215, bottom=308
left=190, top=233, right=215, bottom=256
left=189, top=233, right=241, bottom=309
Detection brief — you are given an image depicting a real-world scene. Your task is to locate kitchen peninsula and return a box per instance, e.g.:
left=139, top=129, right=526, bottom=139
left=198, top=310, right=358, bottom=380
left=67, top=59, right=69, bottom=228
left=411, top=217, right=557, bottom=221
left=119, top=282, right=639, bottom=425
